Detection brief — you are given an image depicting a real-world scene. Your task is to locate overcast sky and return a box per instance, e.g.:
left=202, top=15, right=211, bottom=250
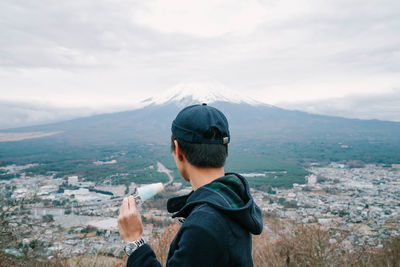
left=1, top=0, right=399, bottom=128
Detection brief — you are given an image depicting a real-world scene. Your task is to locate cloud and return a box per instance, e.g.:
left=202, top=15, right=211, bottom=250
left=131, top=0, right=267, bottom=37
left=0, top=0, right=399, bottom=122
left=279, top=88, right=400, bottom=122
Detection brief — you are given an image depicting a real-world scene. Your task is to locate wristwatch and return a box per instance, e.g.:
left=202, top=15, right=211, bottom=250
left=124, top=237, right=146, bottom=256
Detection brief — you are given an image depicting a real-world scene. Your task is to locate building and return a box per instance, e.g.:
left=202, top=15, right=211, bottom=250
left=68, top=176, right=79, bottom=186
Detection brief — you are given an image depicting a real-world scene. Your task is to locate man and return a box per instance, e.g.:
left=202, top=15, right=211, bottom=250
left=118, top=103, right=263, bottom=266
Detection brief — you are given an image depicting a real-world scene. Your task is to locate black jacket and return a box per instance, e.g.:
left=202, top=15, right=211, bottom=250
left=127, top=173, right=263, bottom=267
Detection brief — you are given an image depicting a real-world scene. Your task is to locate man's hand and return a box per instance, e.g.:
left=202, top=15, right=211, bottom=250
left=118, top=196, right=143, bottom=243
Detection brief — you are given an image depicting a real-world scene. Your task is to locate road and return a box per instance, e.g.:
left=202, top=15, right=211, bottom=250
left=156, top=161, right=174, bottom=185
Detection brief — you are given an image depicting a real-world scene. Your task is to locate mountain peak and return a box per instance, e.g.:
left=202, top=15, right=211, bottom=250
left=141, top=81, right=264, bottom=107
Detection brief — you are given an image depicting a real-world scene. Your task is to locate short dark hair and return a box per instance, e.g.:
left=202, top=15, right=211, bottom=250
left=171, top=127, right=228, bottom=168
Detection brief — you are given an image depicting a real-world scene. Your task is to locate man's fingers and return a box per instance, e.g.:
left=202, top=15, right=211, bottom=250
left=117, top=196, right=143, bottom=242
left=127, top=196, right=136, bottom=212
left=120, top=197, right=129, bottom=215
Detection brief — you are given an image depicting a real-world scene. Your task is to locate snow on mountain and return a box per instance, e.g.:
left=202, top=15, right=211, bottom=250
left=141, top=81, right=265, bottom=107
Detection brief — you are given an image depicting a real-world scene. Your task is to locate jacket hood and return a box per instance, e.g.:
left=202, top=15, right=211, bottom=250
left=167, top=173, right=263, bottom=235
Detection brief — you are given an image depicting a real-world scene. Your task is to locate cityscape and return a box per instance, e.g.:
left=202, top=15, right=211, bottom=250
left=1, top=161, right=399, bottom=260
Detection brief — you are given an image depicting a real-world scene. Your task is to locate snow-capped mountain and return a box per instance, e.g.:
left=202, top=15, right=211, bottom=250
left=3, top=81, right=400, bottom=147
left=141, top=81, right=264, bottom=107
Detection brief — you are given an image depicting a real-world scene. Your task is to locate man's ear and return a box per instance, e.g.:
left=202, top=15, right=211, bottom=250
left=174, top=140, right=185, bottom=161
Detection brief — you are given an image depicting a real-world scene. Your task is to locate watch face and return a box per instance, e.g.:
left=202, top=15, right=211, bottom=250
left=125, top=242, right=138, bottom=255
left=124, top=238, right=145, bottom=256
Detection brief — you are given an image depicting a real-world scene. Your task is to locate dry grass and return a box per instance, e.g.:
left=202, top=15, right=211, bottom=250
left=1, top=216, right=398, bottom=267
left=253, top=218, right=400, bottom=267
left=0, top=251, right=33, bottom=267
left=148, top=224, right=180, bottom=266
left=40, top=253, right=126, bottom=267
left=62, top=255, right=125, bottom=267
left=253, top=219, right=346, bottom=267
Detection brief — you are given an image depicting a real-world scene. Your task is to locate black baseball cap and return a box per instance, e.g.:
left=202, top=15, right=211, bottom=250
left=171, top=103, right=230, bottom=144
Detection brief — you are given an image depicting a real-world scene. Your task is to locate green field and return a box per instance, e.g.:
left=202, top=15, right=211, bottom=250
left=2, top=135, right=399, bottom=190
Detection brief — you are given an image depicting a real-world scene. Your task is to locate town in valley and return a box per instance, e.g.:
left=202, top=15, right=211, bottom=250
left=1, top=160, right=399, bottom=260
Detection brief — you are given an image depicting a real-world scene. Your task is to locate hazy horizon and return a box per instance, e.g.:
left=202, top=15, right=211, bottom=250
left=1, top=85, right=400, bottom=130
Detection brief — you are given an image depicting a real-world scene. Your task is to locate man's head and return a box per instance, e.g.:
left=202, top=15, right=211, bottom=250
left=171, top=104, right=230, bottom=169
